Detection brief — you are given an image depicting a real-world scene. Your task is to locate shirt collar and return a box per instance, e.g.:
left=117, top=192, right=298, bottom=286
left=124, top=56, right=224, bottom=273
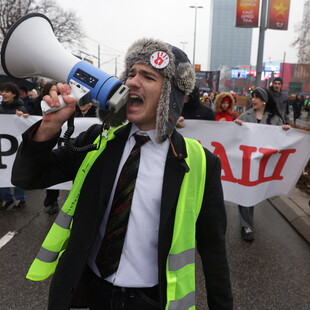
left=129, top=124, right=161, bottom=149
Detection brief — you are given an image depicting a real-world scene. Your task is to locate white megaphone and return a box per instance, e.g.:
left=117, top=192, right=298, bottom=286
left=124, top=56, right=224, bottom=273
left=1, top=13, right=129, bottom=114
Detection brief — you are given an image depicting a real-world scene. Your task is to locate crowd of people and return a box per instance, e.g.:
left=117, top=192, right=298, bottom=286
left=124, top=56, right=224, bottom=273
left=179, top=77, right=293, bottom=242
left=0, top=74, right=299, bottom=216
left=0, top=39, right=305, bottom=309
left=0, top=73, right=298, bottom=223
left=194, top=76, right=310, bottom=127
left=0, top=80, right=97, bottom=215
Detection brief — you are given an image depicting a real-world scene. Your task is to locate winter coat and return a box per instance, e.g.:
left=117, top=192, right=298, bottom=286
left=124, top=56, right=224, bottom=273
left=0, top=98, right=28, bottom=114
left=269, top=90, right=289, bottom=124
left=238, top=108, right=284, bottom=125
left=182, top=101, right=215, bottom=120
left=182, top=86, right=215, bottom=120
left=214, top=92, right=237, bottom=121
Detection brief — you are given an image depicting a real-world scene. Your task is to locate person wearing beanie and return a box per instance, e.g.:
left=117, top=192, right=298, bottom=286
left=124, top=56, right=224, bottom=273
left=234, top=87, right=290, bottom=242
left=11, top=38, right=233, bottom=310
left=269, top=77, right=290, bottom=124
left=214, top=92, right=237, bottom=121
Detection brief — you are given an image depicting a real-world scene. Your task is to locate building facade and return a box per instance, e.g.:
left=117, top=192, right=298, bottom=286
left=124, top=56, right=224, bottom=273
left=209, top=0, right=253, bottom=71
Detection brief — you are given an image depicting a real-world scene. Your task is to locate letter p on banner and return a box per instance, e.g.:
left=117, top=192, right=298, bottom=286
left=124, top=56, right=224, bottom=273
left=0, top=134, right=18, bottom=169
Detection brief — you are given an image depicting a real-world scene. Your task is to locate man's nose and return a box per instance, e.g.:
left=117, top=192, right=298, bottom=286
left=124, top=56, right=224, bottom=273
left=126, top=75, right=141, bottom=88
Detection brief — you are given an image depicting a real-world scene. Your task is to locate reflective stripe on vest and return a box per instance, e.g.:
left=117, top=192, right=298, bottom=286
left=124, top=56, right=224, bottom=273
left=165, top=138, right=206, bottom=310
left=26, top=126, right=122, bottom=281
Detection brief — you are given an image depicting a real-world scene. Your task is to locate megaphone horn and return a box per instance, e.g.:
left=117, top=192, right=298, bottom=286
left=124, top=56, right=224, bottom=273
left=1, top=13, right=128, bottom=114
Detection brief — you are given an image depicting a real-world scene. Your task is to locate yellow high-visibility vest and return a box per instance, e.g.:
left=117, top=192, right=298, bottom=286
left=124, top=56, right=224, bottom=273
left=165, top=138, right=206, bottom=310
left=27, top=128, right=206, bottom=310
left=26, top=125, right=122, bottom=281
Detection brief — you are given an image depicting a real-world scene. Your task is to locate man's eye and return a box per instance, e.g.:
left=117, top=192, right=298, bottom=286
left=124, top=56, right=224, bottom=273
left=145, top=75, right=155, bottom=81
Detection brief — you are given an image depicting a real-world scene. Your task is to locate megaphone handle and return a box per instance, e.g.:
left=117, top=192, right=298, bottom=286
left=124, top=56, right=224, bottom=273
left=41, top=80, right=90, bottom=115
left=41, top=95, right=68, bottom=114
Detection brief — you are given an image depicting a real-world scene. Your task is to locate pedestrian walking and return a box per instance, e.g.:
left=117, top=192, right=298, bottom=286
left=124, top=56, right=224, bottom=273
left=234, top=87, right=290, bottom=242
left=269, top=77, right=290, bottom=124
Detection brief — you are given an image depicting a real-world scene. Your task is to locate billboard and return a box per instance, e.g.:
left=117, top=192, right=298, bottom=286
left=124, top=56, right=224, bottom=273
left=236, top=0, right=260, bottom=28
left=195, top=71, right=220, bottom=92
left=231, top=69, right=248, bottom=78
left=267, top=0, right=291, bottom=30
left=264, top=61, right=280, bottom=73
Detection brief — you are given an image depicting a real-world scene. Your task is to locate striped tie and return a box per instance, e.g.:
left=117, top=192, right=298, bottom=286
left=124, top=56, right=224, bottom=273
left=96, top=133, right=150, bottom=278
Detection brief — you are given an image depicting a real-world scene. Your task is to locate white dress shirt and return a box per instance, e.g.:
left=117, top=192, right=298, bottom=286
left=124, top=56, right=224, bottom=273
left=88, top=124, right=169, bottom=287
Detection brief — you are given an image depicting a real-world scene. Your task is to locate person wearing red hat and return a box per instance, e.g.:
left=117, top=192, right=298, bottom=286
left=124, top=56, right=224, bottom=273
left=214, top=92, right=237, bottom=121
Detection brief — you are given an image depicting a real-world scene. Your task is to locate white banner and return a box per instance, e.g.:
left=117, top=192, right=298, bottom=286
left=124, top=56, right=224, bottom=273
left=0, top=115, right=101, bottom=190
left=178, top=120, right=310, bottom=206
left=0, top=116, right=309, bottom=206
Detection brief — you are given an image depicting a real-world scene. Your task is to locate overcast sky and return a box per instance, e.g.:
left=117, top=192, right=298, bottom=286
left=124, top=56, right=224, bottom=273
left=56, top=0, right=305, bottom=76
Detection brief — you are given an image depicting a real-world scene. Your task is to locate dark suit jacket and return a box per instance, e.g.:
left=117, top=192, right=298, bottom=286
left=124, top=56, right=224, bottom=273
left=11, top=122, right=233, bottom=310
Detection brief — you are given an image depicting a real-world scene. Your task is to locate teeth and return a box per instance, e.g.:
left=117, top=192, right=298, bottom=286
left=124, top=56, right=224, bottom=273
left=130, top=95, right=140, bottom=99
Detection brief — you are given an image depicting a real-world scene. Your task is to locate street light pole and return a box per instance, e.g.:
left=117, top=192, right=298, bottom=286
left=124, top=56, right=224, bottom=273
left=180, top=41, right=188, bottom=52
left=189, top=4, right=203, bottom=67
left=255, top=0, right=267, bottom=87
left=98, top=44, right=100, bottom=69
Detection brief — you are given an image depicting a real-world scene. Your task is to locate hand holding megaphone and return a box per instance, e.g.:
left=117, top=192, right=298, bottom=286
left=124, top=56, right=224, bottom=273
left=1, top=13, right=129, bottom=116
left=41, top=80, right=90, bottom=115
left=1, top=12, right=130, bottom=151
left=42, top=82, right=77, bottom=117
left=31, top=83, right=78, bottom=142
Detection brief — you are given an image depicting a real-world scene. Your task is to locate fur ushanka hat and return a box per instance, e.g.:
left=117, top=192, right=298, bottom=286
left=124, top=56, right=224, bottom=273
left=98, top=38, right=196, bottom=143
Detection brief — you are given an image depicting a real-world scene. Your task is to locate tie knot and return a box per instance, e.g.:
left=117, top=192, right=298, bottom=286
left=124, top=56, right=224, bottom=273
left=134, top=133, right=150, bottom=146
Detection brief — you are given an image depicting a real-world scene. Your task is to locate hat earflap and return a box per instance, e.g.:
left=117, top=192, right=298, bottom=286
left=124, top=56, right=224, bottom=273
left=156, top=79, right=171, bottom=143
left=174, top=62, right=196, bottom=95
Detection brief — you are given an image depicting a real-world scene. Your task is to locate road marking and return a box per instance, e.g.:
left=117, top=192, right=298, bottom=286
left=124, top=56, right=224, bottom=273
left=0, top=231, right=17, bottom=250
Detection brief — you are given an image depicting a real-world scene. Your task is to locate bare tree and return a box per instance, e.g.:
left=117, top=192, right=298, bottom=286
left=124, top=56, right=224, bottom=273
left=292, top=22, right=310, bottom=64
left=36, top=0, right=85, bottom=48
left=0, top=0, right=84, bottom=48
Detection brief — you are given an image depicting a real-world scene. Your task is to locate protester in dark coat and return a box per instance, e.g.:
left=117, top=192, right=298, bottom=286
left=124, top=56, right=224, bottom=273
left=181, top=86, right=215, bottom=120
left=0, top=82, right=28, bottom=114
left=0, top=82, right=28, bottom=211
left=269, top=77, right=290, bottom=124
left=19, top=85, right=35, bottom=114
left=292, top=94, right=304, bottom=125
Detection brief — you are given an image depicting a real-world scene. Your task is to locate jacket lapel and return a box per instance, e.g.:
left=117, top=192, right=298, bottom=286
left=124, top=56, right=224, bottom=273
left=76, top=124, right=131, bottom=224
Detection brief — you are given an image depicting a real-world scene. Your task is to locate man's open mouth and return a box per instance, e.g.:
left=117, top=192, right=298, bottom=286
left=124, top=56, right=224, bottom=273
left=128, top=94, right=144, bottom=107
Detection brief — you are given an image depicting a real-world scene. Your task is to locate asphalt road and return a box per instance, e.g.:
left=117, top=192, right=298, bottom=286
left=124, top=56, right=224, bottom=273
left=0, top=190, right=309, bottom=310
